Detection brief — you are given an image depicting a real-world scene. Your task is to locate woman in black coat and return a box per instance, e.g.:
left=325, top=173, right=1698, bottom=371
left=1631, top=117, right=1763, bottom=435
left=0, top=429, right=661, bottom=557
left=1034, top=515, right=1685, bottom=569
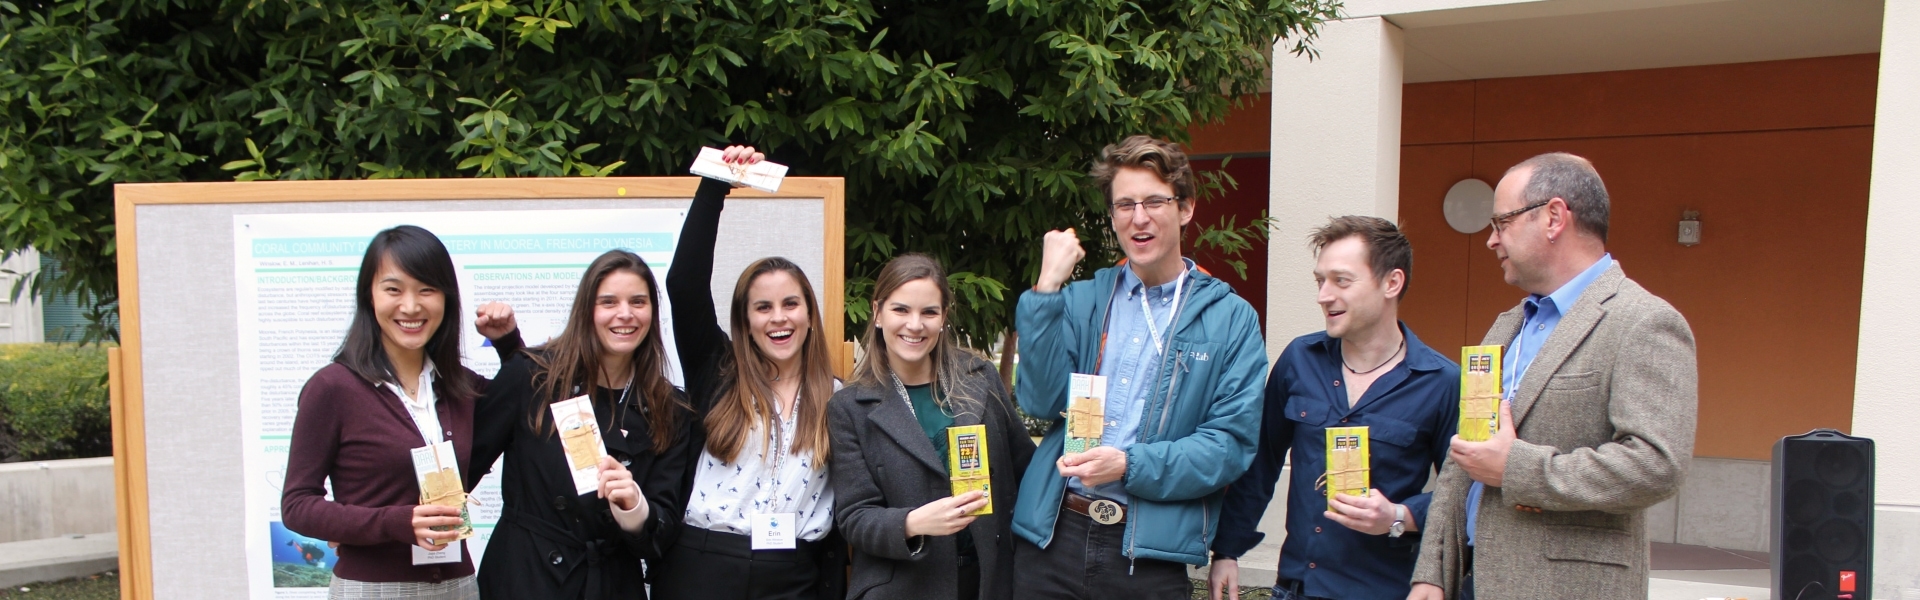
left=828, top=254, right=1036, bottom=600
left=467, top=250, right=696, bottom=600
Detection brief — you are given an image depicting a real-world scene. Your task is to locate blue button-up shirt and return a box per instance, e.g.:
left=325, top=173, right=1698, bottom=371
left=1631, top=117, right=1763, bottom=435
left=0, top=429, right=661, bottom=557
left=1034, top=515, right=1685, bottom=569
left=1466, top=253, right=1614, bottom=545
left=1069, top=261, right=1190, bottom=504
left=1215, top=324, right=1459, bottom=600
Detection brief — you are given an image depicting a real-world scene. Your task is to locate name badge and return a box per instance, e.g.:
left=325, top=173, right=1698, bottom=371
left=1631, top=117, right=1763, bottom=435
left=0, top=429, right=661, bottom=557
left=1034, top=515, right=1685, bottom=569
left=750, top=512, right=797, bottom=550
left=411, top=540, right=461, bottom=565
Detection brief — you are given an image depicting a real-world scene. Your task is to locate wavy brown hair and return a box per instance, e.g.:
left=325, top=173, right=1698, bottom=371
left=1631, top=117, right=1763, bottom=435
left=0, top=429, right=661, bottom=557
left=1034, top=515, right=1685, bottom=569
left=526, top=250, right=683, bottom=454
left=703, top=257, right=835, bottom=468
left=851, top=254, right=985, bottom=418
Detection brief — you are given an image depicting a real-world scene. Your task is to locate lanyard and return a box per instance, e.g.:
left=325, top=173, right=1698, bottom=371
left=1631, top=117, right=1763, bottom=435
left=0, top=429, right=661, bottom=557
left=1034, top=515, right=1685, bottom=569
left=1138, top=268, right=1189, bottom=357
left=889, top=372, right=919, bottom=419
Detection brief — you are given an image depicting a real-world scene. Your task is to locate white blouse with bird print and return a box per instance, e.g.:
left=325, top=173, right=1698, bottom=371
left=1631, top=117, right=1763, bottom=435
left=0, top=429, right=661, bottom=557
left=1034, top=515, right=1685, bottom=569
left=683, top=402, right=835, bottom=542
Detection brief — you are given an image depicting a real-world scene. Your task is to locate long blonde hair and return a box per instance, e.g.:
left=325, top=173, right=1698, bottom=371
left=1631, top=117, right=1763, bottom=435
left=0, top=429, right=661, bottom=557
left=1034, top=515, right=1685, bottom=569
left=702, top=257, right=835, bottom=468
left=851, top=254, right=985, bottom=418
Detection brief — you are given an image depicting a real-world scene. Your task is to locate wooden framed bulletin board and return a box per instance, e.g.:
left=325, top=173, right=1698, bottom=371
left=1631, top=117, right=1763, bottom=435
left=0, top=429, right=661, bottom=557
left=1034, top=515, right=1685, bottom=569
left=108, top=177, right=845, bottom=599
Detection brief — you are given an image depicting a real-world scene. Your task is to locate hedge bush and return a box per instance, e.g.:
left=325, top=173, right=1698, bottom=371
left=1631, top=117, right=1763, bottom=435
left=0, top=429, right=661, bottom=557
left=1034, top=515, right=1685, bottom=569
left=0, top=343, right=112, bottom=461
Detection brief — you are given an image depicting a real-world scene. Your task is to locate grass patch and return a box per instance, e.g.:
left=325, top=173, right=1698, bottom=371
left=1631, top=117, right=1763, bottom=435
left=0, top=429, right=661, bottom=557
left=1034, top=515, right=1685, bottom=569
left=0, top=571, right=117, bottom=600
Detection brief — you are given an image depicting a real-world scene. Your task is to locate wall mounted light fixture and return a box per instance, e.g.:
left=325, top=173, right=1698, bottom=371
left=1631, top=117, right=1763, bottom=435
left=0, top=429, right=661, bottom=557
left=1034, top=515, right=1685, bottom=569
left=1679, top=210, right=1702, bottom=246
left=1443, top=178, right=1495, bottom=234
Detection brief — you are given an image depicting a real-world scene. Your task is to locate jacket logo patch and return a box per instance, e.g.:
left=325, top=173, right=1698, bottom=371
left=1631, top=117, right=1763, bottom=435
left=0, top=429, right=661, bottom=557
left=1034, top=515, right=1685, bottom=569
left=1188, top=351, right=1210, bottom=362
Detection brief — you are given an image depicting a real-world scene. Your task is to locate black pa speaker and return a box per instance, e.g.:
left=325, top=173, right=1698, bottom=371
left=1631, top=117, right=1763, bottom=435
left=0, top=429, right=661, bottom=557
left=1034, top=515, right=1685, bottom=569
left=1772, top=429, right=1874, bottom=600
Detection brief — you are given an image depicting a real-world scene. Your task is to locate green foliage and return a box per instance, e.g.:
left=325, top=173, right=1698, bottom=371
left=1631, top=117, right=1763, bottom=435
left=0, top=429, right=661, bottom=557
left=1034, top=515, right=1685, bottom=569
left=0, top=343, right=112, bottom=461
left=1, top=0, right=1339, bottom=347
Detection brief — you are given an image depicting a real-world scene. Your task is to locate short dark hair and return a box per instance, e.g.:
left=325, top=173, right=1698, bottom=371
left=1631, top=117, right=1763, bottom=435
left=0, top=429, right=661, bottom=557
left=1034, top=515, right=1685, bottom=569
left=335, top=225, right=474, bottom=402
left=1508, top=152, right=1610, bottom=242
left=1089, top=135, right=1197, bottom=204
left=1309, top=215, right=1413, bottom=298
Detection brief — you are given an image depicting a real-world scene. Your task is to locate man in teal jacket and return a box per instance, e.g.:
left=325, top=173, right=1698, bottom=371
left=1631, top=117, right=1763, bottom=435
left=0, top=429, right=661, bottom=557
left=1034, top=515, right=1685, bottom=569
left=1011, top=135, right=1269, bottom=599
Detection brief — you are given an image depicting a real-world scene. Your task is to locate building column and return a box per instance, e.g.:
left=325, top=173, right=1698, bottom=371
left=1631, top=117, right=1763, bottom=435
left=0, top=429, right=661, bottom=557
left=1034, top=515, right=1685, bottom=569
left=1852, top=2, right=1920, bottom=597
left=1266, top=16, right=1404, bottom=357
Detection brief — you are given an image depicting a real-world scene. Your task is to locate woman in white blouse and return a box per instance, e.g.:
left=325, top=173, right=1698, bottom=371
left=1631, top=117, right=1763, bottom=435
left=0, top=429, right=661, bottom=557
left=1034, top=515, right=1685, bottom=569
left=653, top=145, right=844, bottom=600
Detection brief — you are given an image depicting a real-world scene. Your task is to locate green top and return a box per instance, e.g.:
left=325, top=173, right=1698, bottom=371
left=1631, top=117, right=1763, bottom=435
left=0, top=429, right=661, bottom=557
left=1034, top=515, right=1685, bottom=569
left=906, top=383, right=953, bottom=468
left=905, top=382, right=976, bottom=557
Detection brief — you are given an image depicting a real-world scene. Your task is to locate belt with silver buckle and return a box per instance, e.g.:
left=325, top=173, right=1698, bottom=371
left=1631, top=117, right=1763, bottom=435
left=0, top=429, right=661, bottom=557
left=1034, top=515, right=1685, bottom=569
left=1063, top=492, right=1125, bottom=525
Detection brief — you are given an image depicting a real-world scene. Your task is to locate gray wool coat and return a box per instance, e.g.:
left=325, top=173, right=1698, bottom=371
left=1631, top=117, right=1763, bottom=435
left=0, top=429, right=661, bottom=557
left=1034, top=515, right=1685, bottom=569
left=827, top=353, right=1037, bottom=600
left=1413, top=264, right=1698, bottom=599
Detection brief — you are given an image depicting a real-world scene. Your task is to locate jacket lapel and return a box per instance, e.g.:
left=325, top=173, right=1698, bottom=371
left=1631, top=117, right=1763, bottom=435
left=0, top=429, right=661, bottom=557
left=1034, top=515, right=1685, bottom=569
left=1508, top=266, right=1623, bottom=426
left=866, top=392, right=949, bottom=473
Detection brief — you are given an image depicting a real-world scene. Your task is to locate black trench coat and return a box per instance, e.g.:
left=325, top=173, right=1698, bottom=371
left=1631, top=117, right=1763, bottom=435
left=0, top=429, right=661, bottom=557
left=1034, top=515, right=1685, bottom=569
left=827, top=354, right=1037, bottom=600
left=467, top=352, right=697, bottom=600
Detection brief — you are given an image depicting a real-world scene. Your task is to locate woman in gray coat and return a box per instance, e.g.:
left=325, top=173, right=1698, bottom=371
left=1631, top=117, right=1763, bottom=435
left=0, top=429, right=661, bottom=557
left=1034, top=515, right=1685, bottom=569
left=828, top=254, right=1036, bottom=600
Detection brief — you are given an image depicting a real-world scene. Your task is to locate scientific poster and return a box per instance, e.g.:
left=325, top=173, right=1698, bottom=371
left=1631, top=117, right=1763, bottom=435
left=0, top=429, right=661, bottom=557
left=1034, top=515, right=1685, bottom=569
left=235, top=209, right=684, bottom=597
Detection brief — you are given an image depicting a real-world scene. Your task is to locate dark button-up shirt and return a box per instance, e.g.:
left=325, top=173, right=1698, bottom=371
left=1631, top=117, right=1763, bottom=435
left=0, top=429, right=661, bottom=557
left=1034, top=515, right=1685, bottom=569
left=1214, top=323, right=1459, bottom=600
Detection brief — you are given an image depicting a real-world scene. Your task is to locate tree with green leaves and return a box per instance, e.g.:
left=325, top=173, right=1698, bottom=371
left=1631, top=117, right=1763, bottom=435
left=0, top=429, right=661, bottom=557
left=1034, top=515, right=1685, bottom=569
left=0, top=0, right=1337, bottom=346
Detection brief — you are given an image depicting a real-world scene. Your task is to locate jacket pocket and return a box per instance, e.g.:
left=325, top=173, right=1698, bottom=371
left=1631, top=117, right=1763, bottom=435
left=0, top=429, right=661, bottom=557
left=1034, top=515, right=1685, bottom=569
left=846, top=560, right=894, bottom=600
left=1546, top=370, right=1603, bottom=391
left=1543, top=524, right=1632, bottom=567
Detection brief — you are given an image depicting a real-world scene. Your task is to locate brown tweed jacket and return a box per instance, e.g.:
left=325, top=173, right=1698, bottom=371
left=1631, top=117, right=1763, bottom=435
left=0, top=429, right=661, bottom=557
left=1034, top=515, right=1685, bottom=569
left=1412, top=264, right=1698, bottom=599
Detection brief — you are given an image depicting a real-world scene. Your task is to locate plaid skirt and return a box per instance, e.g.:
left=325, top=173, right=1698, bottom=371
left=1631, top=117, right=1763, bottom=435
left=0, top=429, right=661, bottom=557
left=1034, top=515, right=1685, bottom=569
left=327, top=575, right=478, bottom=600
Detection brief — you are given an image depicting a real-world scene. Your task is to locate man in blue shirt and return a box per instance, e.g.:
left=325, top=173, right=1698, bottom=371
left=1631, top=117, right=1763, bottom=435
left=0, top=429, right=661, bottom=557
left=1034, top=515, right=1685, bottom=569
left=1209, top=216, right=1459, bottom=600
left=1011, top=136, right=1269, bottom=600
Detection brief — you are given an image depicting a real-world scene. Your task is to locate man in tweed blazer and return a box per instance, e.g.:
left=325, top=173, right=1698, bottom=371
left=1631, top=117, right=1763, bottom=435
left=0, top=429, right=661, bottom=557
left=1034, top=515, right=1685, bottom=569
left=1408, top=153, right=1697, bottom=600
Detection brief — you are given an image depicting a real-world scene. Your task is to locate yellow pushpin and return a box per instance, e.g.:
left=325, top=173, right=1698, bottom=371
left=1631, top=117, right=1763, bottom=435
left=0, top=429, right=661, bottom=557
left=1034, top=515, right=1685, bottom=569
left=616, top=187, right=627, bottom=196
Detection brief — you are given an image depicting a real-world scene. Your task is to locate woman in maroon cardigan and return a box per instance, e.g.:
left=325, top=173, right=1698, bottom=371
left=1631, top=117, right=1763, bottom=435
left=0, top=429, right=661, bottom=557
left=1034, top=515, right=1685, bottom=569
left=281, top=225, right=521, bottom=599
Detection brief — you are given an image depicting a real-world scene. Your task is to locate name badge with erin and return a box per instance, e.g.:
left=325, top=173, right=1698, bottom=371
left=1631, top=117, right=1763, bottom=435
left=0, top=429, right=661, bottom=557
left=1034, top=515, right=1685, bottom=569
left=409, top=440, right=471, bottom=565
left=550, top=395, right=609, bottom=495
left=751, top=512, right=797, bottom=550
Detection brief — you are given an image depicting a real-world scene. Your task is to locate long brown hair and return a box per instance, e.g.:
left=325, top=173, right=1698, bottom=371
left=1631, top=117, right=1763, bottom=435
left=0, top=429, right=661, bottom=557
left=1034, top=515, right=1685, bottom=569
left=526, top=250, right=683, bottom=454
left=703, top=257, right=835, bottom=468
left=851, top=253, right=985, bottom=418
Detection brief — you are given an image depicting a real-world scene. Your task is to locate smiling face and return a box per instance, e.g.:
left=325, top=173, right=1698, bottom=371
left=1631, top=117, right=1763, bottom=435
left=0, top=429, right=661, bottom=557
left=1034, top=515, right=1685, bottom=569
left=593, top=270, right=653, bottom=361
left=1314, top=236, right=1398, bottom=339
left=872, top=278, right=945, bottom=372
left=747, top=270, right=812, bottom=367
left=1109, top=166, right=1194, bottom=279
left=371, top=255, right=446, bottom=363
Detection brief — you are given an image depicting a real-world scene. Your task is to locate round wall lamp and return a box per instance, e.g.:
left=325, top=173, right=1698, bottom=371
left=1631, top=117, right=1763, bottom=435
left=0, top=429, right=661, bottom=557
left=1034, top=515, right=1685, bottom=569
left=1443, top=178, right=1495, bottom=234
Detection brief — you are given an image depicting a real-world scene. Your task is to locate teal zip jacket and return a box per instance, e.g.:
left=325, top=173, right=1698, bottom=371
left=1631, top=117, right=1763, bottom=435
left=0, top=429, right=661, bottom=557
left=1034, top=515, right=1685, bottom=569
left=1011, top=264, right=1269, bottom=566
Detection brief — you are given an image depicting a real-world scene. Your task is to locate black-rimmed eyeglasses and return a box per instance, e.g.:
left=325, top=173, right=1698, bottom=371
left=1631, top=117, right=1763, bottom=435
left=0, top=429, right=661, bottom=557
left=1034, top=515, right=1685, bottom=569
left=1111, top=195, right=1180, bottom=214
left=1489, top=199, right=1551, bottom=233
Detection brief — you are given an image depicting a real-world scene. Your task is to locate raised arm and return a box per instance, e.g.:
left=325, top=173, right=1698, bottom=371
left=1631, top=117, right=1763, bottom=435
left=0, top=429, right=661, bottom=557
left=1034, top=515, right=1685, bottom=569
left=667, top=175, right=741, bottom=406
left=466, top=357, right=532, bottom=491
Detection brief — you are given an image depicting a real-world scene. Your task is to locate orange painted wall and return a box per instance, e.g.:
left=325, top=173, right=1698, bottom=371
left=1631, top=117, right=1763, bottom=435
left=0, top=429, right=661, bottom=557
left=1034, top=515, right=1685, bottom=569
left=1399, top=54, right=1879, bottom=460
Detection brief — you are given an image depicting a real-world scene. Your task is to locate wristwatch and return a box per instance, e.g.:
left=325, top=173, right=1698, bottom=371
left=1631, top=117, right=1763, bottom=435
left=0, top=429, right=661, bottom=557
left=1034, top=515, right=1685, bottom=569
left=1388, top=504, right=1407, bottom=538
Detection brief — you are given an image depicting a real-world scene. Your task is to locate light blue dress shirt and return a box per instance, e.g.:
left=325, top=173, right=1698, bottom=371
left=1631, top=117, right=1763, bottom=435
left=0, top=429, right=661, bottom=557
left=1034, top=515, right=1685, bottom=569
left=1466, top=253, right=1613, bottom=545
left=1069, top=259, right=1191, bottom=504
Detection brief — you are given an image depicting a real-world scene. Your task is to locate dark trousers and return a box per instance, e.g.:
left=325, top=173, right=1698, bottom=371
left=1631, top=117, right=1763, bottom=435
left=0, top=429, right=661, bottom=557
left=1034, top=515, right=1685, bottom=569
left=1457, top=546, right=1475, bottom=600
left=1012, top=508, right=1191, bottom=600
left=958, top=551, right=980, bottom=600
left=649, top=527, right=821, bottom=600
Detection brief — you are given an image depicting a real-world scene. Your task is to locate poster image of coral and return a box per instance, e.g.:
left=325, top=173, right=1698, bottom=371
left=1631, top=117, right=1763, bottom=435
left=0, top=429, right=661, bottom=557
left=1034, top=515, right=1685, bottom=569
left=269, top=522, right=336, bottom=588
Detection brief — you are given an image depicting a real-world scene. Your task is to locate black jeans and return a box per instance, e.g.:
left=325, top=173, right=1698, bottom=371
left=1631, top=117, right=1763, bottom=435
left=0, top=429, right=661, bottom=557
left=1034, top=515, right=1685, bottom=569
left=1011, top=507, right=1191, bottom=600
